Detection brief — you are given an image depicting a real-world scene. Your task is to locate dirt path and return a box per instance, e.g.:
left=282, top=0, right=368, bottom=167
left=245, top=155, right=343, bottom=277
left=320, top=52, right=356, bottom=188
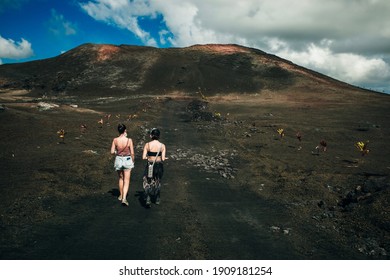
left=0, top=98, right=296, bottom=259
left=1, top=96, right=389, bottom=260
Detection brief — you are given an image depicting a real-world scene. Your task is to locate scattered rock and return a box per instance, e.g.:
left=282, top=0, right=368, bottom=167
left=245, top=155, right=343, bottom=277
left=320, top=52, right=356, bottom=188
left=171, top=148, right=237, bottom=179
left=83, top=150, right=98, bottom=155
left=186, top=100, right=224, bottom=122
left=270, top=226, right=280, bottom=232
left=270, top=226, right=291, bottom=235
left=357, top=238, right=387, bottom=257
left=37, top=102, right=59, bottom=111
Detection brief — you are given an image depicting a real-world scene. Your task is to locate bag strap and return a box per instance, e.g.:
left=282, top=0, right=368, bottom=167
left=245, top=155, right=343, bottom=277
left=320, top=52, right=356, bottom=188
left=151, top=143, right=162, bottom=166
left=117, top=138, right=129, bottom=155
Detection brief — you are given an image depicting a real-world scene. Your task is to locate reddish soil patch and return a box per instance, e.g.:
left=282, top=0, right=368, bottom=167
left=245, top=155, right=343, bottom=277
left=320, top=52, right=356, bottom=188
left=97, top=45, right=121, bottom=61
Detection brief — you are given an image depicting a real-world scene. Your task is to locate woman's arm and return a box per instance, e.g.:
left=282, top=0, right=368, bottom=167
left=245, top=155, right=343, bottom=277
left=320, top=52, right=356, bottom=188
left=110, top=139, right=116, bottom=155
left=142, top=143, right=148, bottom=160
left=129, top=139, right=135, bottom=161
left=162, top=144, right=167, bottom=161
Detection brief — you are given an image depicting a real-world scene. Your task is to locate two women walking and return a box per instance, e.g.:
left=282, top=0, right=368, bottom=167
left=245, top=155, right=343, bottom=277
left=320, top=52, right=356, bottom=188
left=111, top=124, right=166, bottom=207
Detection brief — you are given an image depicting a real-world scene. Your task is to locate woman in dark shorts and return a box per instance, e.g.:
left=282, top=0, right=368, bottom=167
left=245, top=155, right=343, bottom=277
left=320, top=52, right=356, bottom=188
left=142, top=128, right=167, bottom=207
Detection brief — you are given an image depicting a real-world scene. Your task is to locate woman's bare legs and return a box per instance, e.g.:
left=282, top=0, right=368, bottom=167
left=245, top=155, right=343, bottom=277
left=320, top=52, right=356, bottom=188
left=117, top=169, right=131, bottom=206
left=121, top=169, right=131, bottom=205
left=117, top=170, right=124, bottom=200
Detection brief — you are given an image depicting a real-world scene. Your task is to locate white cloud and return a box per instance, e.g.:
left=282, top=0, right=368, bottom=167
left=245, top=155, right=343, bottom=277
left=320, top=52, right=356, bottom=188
left=49, top=9, right=77, bottom=36
left=80, top=0, right=158, bottom=46
left=275, top=39, right=390, bottom=87
left=0, top=35, right=34, bottom=62
left=79, top=0, right=390, bottom=92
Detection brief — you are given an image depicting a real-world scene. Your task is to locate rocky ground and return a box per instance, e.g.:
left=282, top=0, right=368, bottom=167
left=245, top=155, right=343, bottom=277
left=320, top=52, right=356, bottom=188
left=0, top=89, right=389, bottom=260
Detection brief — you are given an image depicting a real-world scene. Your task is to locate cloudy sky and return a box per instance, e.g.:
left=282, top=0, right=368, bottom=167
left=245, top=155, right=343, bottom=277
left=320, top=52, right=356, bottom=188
left=1, top=0, right=389, bottom=93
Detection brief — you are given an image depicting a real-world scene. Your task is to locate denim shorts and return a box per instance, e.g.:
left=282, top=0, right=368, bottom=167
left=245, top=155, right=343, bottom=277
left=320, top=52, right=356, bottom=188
left=114, top=156, right=134, bottom=171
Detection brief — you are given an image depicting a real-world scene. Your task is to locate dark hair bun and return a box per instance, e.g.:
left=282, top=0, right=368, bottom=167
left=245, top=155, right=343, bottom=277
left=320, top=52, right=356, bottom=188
left=118, top=123, right=126, bottom=134
left=150, top=128, right=160, bottom=139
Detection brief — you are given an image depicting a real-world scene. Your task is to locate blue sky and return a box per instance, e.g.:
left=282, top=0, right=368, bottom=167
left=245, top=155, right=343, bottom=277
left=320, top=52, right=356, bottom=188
left=0, top=0, right=167, bottom=62
left=1, top=0, right=389, bottom=93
